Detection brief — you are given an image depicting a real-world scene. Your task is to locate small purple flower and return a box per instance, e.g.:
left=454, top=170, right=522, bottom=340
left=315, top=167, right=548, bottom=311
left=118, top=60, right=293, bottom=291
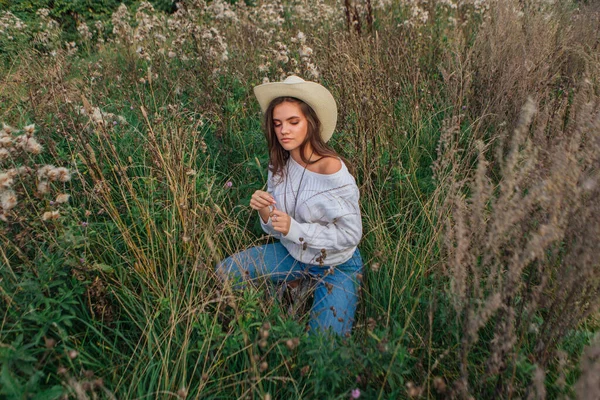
left=49, top=200, right=55, bottom=206
left=225, top=181, right=233, bottom=188
left=79, top=257, right=85, bottom=264
left=81, top=221, right=88, bottom=228
left=113, top=120, right=118, bottom=126
left=130, top=106, right=134, bottom=110
left=351, top=388, right=361, bottom=399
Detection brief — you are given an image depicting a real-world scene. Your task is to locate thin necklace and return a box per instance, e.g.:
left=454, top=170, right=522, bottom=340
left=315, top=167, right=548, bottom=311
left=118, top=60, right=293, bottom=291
left=285, top=149, right=314, bottom=219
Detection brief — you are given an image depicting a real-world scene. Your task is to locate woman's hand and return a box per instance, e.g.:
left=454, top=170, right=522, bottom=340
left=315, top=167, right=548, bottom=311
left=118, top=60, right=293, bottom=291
left=250, top=190, right=276, bottom=211
left=270, top=208, right=291, bottom=236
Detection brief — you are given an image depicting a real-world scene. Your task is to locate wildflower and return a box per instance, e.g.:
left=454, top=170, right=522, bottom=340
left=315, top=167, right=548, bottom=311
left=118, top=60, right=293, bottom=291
left=367, top=317, right=376, bottom=330
left=285, top=337, right=300, bottom=350
left=81, top=221, right=89, bottom=228
left=10, top=166, right=29, bottom=177
left=67, top=349, right=78, bottom=359
left=77, top=22, right=92, bottom=40
left=0, top=190, right=17, bottom=210
left=306, top=62, right=319, bottom=79
left=351, top=388, right=361, bottom=399
left=406, top=382, right=421, bottom=398
left=225, top=181, right=233, bottom=188
left=55, top=167, right=71, bottom=182
left=44, top=337, right=56, bottom=349
left=296, top=31, right=306, bottom=43
left=24, top=137, right=43, bottom=154
left=55, top=193, right=70, bottom=203
left=276, top=53, right=289, bottom=64
left=299, top=45, right=313, bottom=58
left=2, top=123, right=16, bottom=134
left=37, top=165, right=55, bottom=179
left=0, top=135, right=12, bottom=147
left=433, top=377, right=446, bottom=393
left=42, top=210, right=60, bottom=221
left=47, top=168, right=59, bottom=181
left=23, top=124, right=35, bottom=134
left=113, top=120, right=118, bottom=126
left=0, top=173, right=13, bottom=189
left=262, top=77, right=269, bottom=84
left=37, top=180, right=50, bottom=194
left=177, top=387, right=188, bottom=398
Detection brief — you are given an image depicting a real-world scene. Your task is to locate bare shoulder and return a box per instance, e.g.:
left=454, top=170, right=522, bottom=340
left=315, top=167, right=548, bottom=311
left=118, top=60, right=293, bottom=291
left=315, top=156, right=342, bottom=175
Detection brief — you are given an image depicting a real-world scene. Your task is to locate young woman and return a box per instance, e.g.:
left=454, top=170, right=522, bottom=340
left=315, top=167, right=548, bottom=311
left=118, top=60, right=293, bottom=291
left=217, top=76, right=363, bottom=336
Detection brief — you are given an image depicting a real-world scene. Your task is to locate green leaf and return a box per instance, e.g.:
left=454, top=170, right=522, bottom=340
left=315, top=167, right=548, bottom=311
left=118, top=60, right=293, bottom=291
left=1, top=364, right=23, bottom=397
left=32, top=385, right=64, bottom=400
left=92, top=263, right=114, bottom=273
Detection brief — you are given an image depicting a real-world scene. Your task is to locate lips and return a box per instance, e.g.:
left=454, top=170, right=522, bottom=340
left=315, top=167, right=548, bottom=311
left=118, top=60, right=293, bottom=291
left=280, top=138, right=292, bottom=143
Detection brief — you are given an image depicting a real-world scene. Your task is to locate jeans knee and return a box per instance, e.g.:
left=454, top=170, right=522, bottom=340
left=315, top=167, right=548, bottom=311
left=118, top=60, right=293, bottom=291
left=215, top=258, right=232, bottom=282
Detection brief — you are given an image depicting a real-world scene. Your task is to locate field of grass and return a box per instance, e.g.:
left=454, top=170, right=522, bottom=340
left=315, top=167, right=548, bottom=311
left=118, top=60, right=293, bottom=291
left=1, top=0, right=599, bottom=398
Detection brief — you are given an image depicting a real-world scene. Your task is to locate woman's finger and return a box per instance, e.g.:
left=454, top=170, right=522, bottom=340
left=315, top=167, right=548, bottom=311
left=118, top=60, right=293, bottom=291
left=271, top=209, right=288, bottom=218
left=253, top=190, right=275, bottom=202
left=250, top=199, right=270, bottom=210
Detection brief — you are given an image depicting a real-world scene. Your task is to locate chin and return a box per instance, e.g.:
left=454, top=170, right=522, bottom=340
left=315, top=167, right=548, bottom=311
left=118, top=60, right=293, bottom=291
left=280, top=142, right=296, bottom=150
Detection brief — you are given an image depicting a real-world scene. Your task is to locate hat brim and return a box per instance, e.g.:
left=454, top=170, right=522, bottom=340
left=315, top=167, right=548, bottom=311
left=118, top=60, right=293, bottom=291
left=253, top=79, right=337, bottom=143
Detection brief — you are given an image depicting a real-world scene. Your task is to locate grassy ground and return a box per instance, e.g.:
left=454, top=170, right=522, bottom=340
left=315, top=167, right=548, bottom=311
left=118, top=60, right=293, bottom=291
left=1, top=0, right=599, bottom=398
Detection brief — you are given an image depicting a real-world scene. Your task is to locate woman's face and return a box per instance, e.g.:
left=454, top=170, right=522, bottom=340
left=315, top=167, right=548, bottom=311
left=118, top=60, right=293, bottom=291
left=272, top=101, right=309, bottom=153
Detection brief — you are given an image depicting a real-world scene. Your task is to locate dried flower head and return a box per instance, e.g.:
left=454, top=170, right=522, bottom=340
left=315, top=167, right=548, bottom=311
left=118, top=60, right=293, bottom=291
left=2, top=123, right=16, bottom=134
left=37, top=180, right=50, bottom=194
left=0, top=190, right=17, bottom=210
left=42, top=210, right=60, bottom=221
left=23, top=124, right=35, bottom=134
left=55, top=193, right=70, bottom=203
left=0, top=173, right=13, bottom=189
left=55, top=167, right=71, bottom=182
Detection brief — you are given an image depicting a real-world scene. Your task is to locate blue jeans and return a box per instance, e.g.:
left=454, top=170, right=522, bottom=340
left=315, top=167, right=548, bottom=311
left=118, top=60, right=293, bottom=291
left=216, top=242, right=363, bottom=336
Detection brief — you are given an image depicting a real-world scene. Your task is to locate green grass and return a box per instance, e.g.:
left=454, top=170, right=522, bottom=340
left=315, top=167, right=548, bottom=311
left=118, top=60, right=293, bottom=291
left=1, top=1, right=599, bottom=398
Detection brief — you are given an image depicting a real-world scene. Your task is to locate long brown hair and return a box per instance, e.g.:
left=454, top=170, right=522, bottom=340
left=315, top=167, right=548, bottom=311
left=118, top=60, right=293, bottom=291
left=264, top=97, right=343, bottom=180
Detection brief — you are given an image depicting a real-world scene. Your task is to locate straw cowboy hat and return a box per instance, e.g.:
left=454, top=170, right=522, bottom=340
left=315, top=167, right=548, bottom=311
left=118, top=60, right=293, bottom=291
left=253, top=75, right=338, bottom=143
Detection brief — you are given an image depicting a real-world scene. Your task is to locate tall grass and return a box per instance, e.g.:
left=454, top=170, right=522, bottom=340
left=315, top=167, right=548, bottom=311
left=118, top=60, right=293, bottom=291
left=1, top=0, right=599, bottom=398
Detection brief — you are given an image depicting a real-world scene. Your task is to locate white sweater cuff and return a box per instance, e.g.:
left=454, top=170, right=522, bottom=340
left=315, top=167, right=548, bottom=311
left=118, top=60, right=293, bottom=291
left=283, top=218, right=303, bottom=243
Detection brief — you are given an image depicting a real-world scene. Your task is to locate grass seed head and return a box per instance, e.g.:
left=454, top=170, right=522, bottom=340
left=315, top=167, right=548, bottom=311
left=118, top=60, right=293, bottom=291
left=259, top=361, right=268, bottom=372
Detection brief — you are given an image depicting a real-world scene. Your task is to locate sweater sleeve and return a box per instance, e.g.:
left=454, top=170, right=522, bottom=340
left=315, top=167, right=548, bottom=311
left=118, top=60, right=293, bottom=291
left=259, top=169, right=283, bottom=239
left=283, top=185, right=362, bottom=253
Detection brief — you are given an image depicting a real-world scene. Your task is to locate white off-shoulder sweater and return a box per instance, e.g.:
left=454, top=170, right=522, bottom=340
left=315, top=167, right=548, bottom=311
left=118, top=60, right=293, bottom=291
left=260, top=156, right=362, bottom=266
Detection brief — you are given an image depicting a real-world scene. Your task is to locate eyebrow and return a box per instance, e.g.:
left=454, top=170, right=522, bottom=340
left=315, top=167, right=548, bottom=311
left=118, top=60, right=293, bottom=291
left=273, top=115, right=301, bottom=122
